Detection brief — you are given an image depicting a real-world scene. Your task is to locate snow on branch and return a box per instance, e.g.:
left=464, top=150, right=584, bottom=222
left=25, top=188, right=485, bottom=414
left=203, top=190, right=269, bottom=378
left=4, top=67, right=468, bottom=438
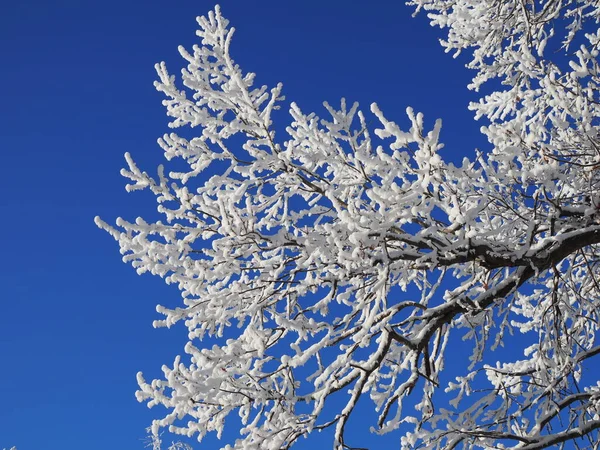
left=98, top=2, right=600, bottom=449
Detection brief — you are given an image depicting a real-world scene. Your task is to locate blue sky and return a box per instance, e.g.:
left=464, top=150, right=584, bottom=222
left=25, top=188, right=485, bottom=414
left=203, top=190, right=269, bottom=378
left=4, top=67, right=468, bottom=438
left=0, top=1, right=487, bottom=449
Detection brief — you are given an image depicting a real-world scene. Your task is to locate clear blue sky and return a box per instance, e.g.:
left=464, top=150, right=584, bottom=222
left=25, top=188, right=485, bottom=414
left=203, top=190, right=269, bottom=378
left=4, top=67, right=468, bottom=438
left=0, top=1, right=486, bottom=449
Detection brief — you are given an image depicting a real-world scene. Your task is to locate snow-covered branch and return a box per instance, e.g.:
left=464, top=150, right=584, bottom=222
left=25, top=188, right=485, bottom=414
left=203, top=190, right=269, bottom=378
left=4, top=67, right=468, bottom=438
left=98, top=3, right=600, bottom=449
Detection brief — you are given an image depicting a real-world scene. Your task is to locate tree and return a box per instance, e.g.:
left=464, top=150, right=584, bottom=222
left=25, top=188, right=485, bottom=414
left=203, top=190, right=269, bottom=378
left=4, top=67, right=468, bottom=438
left=96, top=2, right=600, bottom=449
